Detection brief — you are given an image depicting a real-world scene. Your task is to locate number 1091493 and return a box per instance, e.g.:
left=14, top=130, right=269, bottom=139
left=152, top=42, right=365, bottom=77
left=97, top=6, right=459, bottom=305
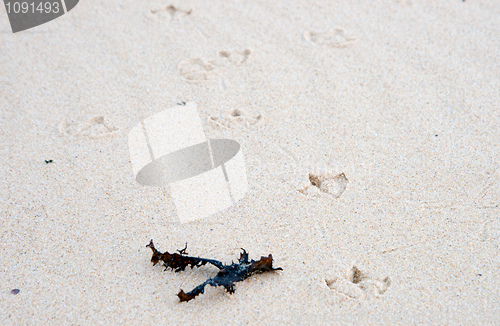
left=5, top=1, right=60, bottom=14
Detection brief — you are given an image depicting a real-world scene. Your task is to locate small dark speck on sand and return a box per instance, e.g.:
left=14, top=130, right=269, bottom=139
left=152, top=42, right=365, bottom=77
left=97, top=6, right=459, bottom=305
left=10, top=289, right=20, bottom=295
left=45, top=160, right=53, bottom=164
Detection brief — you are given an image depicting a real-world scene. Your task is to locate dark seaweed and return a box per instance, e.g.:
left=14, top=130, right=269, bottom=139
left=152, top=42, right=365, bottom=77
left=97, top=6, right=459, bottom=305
left=146, top=239, right=282, bottom=302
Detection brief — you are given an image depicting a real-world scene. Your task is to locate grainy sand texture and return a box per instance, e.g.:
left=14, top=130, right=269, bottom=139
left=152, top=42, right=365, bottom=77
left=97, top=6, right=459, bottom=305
left=1, top=0, right=499, bottom=324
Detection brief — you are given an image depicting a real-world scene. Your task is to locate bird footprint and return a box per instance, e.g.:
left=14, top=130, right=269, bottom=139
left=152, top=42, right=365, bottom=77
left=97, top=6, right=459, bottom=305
left=304, top=29, right=357, bottom=48
left=208, top=109, right=263, bottom=129
left=299, top=171, right=349, bottom=198
left=326, top=265, right=391, bottom=300
left=58, top=116, right=119, bottom=138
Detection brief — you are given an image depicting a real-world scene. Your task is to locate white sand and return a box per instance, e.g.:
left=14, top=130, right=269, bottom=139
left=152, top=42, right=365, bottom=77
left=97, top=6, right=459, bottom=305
left=1, top=0, right=499, bottom=324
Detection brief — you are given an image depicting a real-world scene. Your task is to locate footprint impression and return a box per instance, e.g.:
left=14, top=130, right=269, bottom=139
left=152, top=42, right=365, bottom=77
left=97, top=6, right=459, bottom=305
left=178, top=58, right=218, bottom=83
left=299, top=171, right=349, bottom=198
left=475, top=168, right=500, bottom=208
left=393, top=0, right=412, bottom=5
left=304, top=29, right=358, bottom=48
left=208, top=108, right=263, bottom=129
left=148, top=4, right=192, bottom=21
left=178, top=49, right=251, bottom=83
left=217, top=49, right=251, bottom=66
left=326, top=265, right=391, bottom=300
left=58, top=116, right=119, bottom=138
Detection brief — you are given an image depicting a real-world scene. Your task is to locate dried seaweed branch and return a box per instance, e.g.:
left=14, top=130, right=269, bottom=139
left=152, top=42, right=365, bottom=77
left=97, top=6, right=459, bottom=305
left=146, top=240, right=224, bottom=271
left=146, top=239, right=283, bottom=302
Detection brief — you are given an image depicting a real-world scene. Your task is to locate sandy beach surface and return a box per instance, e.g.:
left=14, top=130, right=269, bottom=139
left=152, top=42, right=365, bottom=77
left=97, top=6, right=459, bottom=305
left=1, top=0, right=499, bottom=324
